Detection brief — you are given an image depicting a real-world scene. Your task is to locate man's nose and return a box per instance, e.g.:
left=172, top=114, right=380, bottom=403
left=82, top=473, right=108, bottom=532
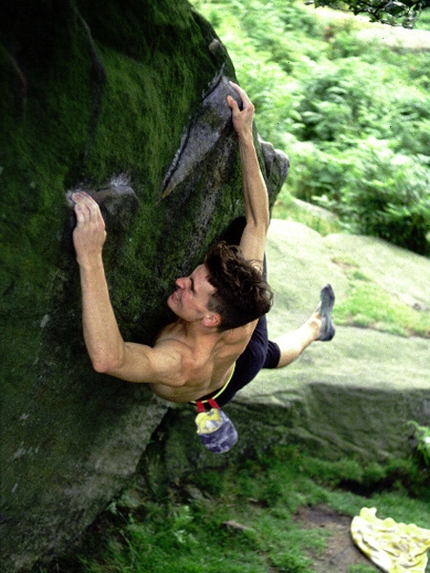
left=176, top=277, right=187, bottom=289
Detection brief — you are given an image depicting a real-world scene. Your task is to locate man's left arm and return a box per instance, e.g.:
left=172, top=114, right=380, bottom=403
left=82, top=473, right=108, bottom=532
left=227, top=82, right=269, bottom=271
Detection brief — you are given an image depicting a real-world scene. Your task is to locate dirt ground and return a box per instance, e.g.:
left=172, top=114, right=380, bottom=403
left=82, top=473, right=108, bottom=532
left=294, top=505, right=379, bottom=572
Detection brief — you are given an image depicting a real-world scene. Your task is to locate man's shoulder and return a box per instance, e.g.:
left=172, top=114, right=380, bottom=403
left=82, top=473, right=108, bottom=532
left=154, top=322, right=190, bottom=351
left=223, top=319, right=258, bottom=345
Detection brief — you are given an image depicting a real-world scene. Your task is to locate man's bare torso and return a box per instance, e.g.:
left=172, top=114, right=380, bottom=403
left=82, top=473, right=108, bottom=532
left=149, top=319, right=257, bottom=403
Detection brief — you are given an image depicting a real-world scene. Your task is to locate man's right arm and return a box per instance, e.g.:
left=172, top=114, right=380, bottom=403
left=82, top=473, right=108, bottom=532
left=72, top=192, right=187, bottom=386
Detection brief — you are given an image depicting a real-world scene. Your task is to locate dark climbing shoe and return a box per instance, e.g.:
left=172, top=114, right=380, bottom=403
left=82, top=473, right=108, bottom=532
left=316, top=284, right=335, bottom=341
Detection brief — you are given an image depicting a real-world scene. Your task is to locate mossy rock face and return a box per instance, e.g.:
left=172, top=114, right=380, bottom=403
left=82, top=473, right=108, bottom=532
left=0, top=1, right=288, bottom=570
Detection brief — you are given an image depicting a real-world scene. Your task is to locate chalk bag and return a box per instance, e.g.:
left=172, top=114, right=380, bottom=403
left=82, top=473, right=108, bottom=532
left=195, top=398, right=238, bottom=454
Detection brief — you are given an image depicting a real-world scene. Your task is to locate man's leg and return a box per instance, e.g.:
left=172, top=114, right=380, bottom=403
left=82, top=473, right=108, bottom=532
left=271, top=284, right=335, bottom=369
left=273, top=310, right=321, bottom=368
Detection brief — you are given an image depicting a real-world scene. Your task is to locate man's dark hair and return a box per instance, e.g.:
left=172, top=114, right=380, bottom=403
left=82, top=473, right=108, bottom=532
left=205, top=241, right=273, bottom=331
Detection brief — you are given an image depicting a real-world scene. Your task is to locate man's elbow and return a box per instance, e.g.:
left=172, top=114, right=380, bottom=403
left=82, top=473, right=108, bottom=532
left=91, top=356, right=122, bottom=376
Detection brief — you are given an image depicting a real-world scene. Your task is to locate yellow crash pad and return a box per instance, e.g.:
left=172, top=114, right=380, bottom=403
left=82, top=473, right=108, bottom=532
left=351, top=507, right=430, bottom=573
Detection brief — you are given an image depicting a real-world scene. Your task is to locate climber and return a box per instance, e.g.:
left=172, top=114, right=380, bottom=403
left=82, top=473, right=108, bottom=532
left=72, top=81, right=335, bottom=410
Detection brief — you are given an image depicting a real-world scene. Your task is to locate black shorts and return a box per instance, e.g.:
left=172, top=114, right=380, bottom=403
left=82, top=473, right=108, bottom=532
left=195, top=314, right=280, bottom=407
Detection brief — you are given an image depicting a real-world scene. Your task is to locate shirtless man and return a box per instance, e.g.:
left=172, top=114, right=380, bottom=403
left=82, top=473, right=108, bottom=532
left=72, top=82, right=335, bottom=412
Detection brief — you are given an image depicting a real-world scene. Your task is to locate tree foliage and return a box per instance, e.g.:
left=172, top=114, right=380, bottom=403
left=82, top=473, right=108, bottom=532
left=313, top=0, right=430, bottom=28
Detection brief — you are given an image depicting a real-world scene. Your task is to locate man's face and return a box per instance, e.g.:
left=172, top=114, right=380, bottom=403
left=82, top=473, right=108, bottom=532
left=167, top=264, right=217, bottom=323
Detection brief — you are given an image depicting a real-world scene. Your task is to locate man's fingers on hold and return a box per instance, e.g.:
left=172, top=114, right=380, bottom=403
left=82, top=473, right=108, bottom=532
left=73, top=191, right=98, bottom=208
left=227, top=95, right=239, bottom=111
left=229, top=80, right=250, bottom=104
left=74, top=203, right=86, bottom=226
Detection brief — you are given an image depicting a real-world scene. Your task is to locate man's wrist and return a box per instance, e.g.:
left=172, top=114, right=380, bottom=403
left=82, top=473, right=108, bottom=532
left=77, top=254, right=105, bottom=273
left=238, top=132, right=255, bottom=148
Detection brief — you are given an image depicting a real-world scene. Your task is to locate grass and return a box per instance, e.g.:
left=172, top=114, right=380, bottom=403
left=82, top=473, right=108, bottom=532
left=36, top=444, right=430, bottom=573
left=335, top=280, right=430, bottom=337
left=328, top=256, right=430, bottom=337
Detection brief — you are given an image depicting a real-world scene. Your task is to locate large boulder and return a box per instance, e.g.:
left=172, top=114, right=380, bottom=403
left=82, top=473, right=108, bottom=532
left=0, top=1, right=288, bottom=571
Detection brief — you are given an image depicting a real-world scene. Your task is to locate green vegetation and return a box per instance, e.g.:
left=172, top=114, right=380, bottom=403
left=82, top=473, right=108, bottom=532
left=192, top=0, right=430, bottom=256
left=410, top=421, right=430, bottom=466
left=335, top=279, right=430, bottom=336
left=36, top=442, right=430, bottom=573
left=328, top=254, right=430, bottom=336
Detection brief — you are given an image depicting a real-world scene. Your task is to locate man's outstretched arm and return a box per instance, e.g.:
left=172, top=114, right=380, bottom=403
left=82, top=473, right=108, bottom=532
left=72, top=192, right=185, bottom=385
left=227, top=82, right=269, bottom=271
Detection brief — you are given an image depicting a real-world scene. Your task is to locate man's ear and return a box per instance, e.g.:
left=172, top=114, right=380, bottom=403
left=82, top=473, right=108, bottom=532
left=202, top=313, right=221, bottom=328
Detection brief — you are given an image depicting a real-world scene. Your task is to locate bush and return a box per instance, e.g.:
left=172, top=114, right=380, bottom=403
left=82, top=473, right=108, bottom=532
left=339, top=146, right=430, bottom=255
left=290, top=60, right=396, bottom=144
left=409, top=421, right=430, bottom=467
left=389, top=94, right=430, bottom=156
left=284, top=140, right=348, bottom=204
left=288, top=140, right=430, bottom=255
